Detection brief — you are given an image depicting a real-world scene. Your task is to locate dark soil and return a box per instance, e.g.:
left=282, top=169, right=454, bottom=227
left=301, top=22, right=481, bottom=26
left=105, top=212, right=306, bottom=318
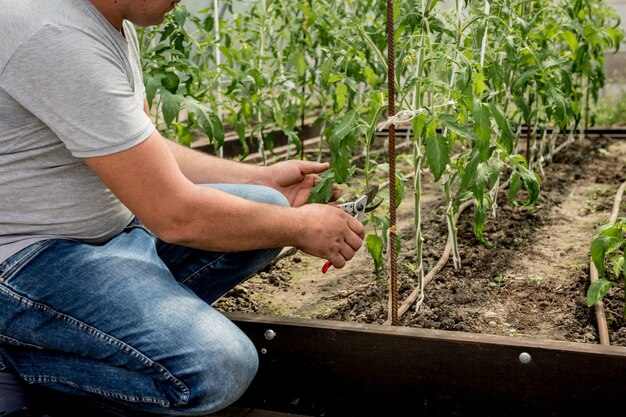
left=215, top=135, right=626, bottom=347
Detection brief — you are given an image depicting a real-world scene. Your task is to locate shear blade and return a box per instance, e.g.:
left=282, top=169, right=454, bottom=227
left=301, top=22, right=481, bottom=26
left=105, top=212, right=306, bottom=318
left=364, top=198, right=383, bottom=212
left=364, top=185, right=379, bottom=205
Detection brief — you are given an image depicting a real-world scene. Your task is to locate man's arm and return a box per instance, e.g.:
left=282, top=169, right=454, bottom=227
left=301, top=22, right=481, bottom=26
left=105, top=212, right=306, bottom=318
left=144, top=100, right=339, bottom=206
left=83, top=129, right=364, bottom=269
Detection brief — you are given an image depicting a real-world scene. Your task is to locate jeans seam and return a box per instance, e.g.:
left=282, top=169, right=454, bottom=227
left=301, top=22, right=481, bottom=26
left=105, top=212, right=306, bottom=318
left=21, top=374, right=169, bottom=405
left=179, top=253, right=227, bottom=285
left=0, top=285, right=190, bottom=406
left=0, top=333, right=45, bottom=350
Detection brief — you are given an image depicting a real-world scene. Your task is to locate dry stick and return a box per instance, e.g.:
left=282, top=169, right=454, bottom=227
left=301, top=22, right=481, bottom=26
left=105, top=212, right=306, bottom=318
left=396, top=129, right=610, bottom=317
left=589, top=180, right=626, bottom=345
left=399, top=199, right=474, bottom=317
left=396, top=158, right=528, bottom=317
left=386, top=0, right=399, bottom=326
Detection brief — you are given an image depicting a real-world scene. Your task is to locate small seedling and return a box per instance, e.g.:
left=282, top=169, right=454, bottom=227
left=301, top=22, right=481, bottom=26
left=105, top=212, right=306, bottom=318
left=489, top=273, right=508, bottom=289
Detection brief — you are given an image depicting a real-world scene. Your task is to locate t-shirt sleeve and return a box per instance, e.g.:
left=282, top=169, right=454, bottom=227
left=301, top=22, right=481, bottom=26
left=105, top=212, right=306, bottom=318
left=0, top=24, right=154, bottom=158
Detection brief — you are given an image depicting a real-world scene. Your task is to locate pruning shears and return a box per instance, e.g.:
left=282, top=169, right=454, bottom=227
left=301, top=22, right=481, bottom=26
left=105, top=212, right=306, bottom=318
left=322, top=185, right=382, bottom=274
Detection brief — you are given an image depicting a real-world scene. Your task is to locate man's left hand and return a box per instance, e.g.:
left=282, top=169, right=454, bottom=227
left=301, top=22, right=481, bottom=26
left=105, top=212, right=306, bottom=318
left=265, top=160, right=341, bottom=207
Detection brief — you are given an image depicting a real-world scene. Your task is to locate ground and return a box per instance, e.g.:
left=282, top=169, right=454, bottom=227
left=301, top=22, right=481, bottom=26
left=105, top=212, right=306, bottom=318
left=214, top=135, right=626, bottom=347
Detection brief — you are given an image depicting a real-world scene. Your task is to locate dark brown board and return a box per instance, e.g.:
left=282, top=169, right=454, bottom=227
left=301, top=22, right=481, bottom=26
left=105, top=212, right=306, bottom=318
left=226, top=313, right=626, bottom=417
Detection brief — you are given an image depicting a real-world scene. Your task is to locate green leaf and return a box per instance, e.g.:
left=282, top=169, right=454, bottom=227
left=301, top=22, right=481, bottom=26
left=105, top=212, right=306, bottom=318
left=586, top=278, right=613, bottom=307
left=459, top=150, right=481, bottom=194
left=472, top=100, right=491, bottom=151
left=561, top=30, right=579, bottom=51
left=590, top=235, right=618, bottom=277
left=512, top=66, right=540, bottom=94
left=472, top=162, right=490, bottom=203
left=439, top=115, right=481, bottom=142
left=161, top=71, right=180, bottom=94
left=472, top=71, right=486, bottom=96
left=173, top=122, right=192, bottom=146
left=335, top=83, right=348, bottom=112
left=365, top=234, right=384, bottom=278
left=329, top=110, right=358, bottom=145
left=487, top=103, right=514, bottom=154
left=293, top=50, right=307, bottom=78
left=474, top=196, right=494, bottom=248
left=363, top=66, right=377, bottom=86
left=517, top=165, right=541, bottom=205
left=488, top=159, right=503, bottom=189
left=160, top=90, right=183, bottom=127
left=611, top=254, right=624, bottom=278
left=184, top=97, right=224, bottom=146
left=145, top=76, right=161, bottom=110
left=328, top=110, right=358, bottom=184
left=596, top=223, right=621, bottom=238
left=395, top=171, right=406, bottom=208
left=321, top=59, right=335, bottom=84
left=202, top=15, right=214, bottom=33
left=412, top=113, right=429, bottom=139
left=425, top=135, right=450, bottom=182
left=508, top=172, right=522, bottom=203
left=541, top=57, right=569, bottom=71
left=328, top=74, right=344, bottom=83
left=285, top=130, right=302, bottom=155
left=548, top=85, right=568, bottom=127
left=513, top=97, right=530, bottom=122
left=308, top=171, right=335, bottom=203
left=235, top=120, right=249, bottom=159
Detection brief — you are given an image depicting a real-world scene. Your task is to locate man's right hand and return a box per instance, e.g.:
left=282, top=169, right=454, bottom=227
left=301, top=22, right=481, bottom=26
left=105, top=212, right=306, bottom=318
left=292, top=204, right=366, bottom=270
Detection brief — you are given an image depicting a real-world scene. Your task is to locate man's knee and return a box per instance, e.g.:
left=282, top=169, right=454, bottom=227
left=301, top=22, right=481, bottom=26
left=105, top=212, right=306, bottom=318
left=257, top=186, right=289, bottom=207
left=202, top=184, right=290, bottom=207
left=174, top=326, right=259, bottom=415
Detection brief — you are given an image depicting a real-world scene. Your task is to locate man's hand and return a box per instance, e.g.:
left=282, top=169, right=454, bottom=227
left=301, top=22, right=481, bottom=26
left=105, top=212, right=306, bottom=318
left=293, top=204, right=366, bottom=269
left=265, top=160, right=341, bottom=207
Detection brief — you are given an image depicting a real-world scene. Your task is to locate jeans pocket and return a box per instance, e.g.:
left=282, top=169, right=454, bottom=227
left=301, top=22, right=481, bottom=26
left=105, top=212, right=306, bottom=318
left=0, top=239, right=55, bottom=282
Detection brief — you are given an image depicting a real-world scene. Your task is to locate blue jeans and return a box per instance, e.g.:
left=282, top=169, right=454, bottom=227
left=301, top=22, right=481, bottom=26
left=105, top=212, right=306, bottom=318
left=0, top=185, right=288, bottom=415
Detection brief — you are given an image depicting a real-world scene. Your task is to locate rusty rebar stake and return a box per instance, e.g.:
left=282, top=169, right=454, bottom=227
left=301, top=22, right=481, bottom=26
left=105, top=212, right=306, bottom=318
left=387, top=0, right=399, bottom=326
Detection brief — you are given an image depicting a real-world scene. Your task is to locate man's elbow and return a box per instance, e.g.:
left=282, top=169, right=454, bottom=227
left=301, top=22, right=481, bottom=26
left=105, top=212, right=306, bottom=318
left=143, top=209, right=196, bottom=246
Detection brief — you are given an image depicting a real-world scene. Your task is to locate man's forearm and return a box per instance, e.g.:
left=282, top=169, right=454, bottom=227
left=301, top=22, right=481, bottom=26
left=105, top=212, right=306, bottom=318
left=164, top=139, right=269, bottom=185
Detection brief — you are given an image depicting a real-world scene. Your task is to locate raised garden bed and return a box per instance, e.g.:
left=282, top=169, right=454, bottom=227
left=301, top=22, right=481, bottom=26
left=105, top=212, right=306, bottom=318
left=215, top=131, right=626, bottom=348
left=209, top=132, right=626, bottom=417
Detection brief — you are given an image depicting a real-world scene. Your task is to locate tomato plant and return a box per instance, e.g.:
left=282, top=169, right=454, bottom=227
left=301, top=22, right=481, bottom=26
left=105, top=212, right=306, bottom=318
left=137, top=0, right=624, bottom=290
left=589, top=219, right=626, bottom=319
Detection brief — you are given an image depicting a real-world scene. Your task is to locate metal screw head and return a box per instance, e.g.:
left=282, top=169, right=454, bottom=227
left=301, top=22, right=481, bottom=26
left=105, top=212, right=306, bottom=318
left=264, top=329, right=276, bottom=340
left=519, top=352, right=531, bottom=364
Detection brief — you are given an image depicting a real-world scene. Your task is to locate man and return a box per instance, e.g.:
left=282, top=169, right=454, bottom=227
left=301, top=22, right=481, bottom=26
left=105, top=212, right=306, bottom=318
left=0, top=0, right=365, bottom=415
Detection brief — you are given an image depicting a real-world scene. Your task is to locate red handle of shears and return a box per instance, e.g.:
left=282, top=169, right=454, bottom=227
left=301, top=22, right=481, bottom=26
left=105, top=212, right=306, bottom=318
left=321, top=204, right=342, bottom=274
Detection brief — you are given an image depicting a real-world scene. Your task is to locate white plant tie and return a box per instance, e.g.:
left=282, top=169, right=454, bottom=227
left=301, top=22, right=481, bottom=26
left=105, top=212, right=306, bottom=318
left=378, top=100, right=457, bottom=130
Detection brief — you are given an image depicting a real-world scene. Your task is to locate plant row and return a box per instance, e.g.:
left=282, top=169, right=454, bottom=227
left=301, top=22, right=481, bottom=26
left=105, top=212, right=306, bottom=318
left=138, top=0, right=624, bottom=296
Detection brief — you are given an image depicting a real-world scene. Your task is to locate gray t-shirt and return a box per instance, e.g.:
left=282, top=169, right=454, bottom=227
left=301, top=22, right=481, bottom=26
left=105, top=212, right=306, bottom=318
left=0, top=0, right=155, bottom=263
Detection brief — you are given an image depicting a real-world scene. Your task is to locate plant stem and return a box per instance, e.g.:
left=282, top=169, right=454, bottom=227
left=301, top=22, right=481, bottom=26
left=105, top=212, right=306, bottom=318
left=583, top=75, right=591, bottom=142
left=438, top=0, right=463, bottom=270
left=444, top=178, right=461, bottom=269
left=480, top=1, right=491, bottom=68
left=413, top=138, right=426, bottom=310
left=257, top=0, right=267, bottom=165
left=364, top=96, right=386, bottom=189
left=214, top=0, right=224, bottom=158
